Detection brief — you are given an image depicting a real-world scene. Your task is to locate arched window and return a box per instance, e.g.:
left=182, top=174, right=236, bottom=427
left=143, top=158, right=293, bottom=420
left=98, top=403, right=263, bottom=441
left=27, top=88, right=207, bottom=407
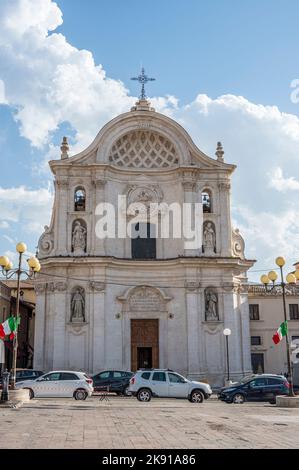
left=74, top=187, right=86, bottom=212
left=202, top=190, right=212, bottom=213
left=131, top=223, right=156, bottom=259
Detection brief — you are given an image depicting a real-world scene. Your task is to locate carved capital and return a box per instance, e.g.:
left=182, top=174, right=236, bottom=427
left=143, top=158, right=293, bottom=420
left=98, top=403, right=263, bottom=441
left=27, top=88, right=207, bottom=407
left=35, top=283, right=47, bottom=294
left=56, top=179, right=69, bottom=189
left=218, top=181, right=231, bottom=191
left=182, top=181, right=197, bottom=191
left=55, top=282, right=67, bottom=292
left=185, top=280, right=201, bottom=291
left=89, top=281, right=105, bottom=292
left=93, top=179, right=106, bottom=189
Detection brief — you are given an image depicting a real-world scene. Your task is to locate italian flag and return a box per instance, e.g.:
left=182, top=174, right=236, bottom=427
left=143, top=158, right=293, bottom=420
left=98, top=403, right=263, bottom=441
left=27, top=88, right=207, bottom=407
left=0, top=316, right=20, bottom=340
left=272, top=321, right=288, bottom=345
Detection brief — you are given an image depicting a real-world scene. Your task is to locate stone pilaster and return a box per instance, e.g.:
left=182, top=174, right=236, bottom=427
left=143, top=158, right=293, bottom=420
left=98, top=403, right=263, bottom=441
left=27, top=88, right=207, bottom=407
left=90, top=281, right=106, bottom=372
left=55, top=179, right=69, bottom=255
left=218, top=181, right=232, bottom=256
left=33, top=283, right=47, bottom=370
left=92, top=179, right=106, bottom=255
left=185, top=281, right=201, bottom=377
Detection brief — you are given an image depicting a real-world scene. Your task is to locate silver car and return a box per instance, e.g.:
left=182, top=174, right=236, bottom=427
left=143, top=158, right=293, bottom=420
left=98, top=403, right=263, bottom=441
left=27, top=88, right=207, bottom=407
left=129, top=369, right=212, bottom=402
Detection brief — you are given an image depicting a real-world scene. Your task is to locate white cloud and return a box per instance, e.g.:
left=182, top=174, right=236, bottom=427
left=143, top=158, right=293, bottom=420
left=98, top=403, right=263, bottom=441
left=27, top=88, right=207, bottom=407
left=268, top=167, right=299, bottom=192
left=0, top=221, right=9, bottom=229
left=1, top=0, right=299, bottom=280
left=0, top=185, right=53, bottom=233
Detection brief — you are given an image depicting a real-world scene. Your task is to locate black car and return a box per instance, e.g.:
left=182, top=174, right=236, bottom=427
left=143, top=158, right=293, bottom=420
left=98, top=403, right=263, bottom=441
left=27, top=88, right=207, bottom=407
left=218, top=374, right=290, bottom=404
left=92, top=370, right=134, bottom=395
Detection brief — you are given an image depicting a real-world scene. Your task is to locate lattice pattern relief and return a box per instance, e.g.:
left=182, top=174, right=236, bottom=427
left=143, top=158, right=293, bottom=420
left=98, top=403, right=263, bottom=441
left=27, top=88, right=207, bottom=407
left=108, top=131, right=179, bottom=168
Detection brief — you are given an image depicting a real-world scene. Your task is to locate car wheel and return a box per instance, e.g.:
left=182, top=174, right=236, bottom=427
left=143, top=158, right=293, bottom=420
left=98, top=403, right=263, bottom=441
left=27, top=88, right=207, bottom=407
left=25, top=388, right=34, bottom=400
left=232, top=393, right=245, bottom=404
left=123, top=385, right=131, bottom=396
left=74, top=389, right=87, bottom=401
left=137, top=388, right=152, bottom=402
left=190, top=390, right=204, bottom=403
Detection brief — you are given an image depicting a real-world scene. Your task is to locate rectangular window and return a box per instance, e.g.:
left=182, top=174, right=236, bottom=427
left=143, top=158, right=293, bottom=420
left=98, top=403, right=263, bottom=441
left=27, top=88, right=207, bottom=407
left=251, top=336, right=261, bottom=346
left=152, top=372, right=166, bottom=382
left=251, top=353, right=264, bottom=374
left=249, top=304, right=260, bottom=321
left=289, top=304, right=299, bottom=320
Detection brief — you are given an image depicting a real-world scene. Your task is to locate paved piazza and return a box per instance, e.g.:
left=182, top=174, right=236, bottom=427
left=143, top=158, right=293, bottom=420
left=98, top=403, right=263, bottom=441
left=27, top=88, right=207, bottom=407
left=0, top=396, right=299, bottom=449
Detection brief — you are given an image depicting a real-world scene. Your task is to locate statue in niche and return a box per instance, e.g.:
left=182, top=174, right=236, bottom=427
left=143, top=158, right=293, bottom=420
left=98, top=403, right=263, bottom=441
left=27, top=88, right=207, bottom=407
left=203, top=222, right=216, bottom=255
left=205, top=290, right=219, bottom=321
left=72, top=221, right=87, bottom=255
left=71, top=288, right=85, bottom=323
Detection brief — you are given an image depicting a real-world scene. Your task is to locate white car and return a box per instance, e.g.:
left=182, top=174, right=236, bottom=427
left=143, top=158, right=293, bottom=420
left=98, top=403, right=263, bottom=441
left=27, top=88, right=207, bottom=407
left=15, top=370, right=94, bottom=400
left=129, top=369, right=212, bottom=403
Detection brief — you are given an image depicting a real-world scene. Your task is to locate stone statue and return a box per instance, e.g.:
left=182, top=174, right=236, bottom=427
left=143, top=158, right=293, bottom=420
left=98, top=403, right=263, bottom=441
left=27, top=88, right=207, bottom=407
left=205, top=291, right=219, bottom=321
left=72, top=221, right=87, bottom=255
left=203, top=222, right=216, bottom=255
left=71, top=288, right=85, bottom=323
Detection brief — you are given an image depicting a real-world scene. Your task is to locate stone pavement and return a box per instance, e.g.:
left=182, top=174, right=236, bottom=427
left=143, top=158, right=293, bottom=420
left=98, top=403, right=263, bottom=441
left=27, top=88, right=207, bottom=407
left=0, top=396, right=299, bottom=449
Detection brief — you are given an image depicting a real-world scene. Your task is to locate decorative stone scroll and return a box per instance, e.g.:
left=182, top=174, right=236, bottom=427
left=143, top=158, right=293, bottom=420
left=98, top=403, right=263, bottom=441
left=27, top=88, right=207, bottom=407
left=232, top=228, right=245, bottom=259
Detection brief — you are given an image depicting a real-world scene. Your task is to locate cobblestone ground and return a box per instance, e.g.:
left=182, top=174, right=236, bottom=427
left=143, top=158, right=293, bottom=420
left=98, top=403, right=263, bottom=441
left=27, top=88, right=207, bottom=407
left=0, top=396, right=299, bottom=449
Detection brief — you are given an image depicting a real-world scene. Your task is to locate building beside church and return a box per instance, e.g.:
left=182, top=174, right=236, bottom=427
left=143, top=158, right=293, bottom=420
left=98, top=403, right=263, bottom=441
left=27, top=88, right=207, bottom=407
left=34, top=97, right=255, bottom=387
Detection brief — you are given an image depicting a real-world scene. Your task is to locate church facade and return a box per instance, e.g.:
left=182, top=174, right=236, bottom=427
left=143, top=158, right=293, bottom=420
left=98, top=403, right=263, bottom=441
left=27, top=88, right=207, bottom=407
left=34, top=98, right=255, bottom=386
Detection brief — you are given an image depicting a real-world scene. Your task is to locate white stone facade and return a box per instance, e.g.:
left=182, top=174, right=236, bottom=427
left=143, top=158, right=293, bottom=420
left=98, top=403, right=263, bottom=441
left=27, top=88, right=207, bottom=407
left=34, top=99, right=255, bottom=386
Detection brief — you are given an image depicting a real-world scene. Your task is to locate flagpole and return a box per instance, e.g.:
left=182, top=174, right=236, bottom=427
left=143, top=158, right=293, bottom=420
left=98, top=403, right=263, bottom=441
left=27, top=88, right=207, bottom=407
left=11, top=251, right=22, bottom=390
left=280, top=266, right=295, bottom=397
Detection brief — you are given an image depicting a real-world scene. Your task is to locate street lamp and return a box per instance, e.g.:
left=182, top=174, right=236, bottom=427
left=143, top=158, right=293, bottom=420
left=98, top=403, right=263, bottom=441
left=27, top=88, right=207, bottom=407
left=223, top=328, right=231, bottom=382
left=260, top=256, right=299, bottom=397
left=0, top=242, right=40, bottom=390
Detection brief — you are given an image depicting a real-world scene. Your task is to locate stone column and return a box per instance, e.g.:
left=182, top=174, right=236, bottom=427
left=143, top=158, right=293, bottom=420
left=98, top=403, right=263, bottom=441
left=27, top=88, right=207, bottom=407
left=92, top=179, right=106, bottom=256
left=55, top=179, right=69, bottom=255
left=218, top=181, right=232, bottom=256
left=90, top=282, right=105, bottom=373
left=52, top=282, right=68, bottom=370
left=185, top=281, right=201, bottom=378
left=33, top=283, right=47, bottom=370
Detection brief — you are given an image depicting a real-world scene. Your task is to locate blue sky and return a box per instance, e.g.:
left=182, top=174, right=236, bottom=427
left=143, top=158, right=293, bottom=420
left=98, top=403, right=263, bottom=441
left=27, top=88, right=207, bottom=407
left=0, top=0, right=299, bottom=279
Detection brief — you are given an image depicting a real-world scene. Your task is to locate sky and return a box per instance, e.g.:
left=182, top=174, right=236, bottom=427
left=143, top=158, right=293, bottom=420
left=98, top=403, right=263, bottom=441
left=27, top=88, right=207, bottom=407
left=0, top=0, right=299, bottom=279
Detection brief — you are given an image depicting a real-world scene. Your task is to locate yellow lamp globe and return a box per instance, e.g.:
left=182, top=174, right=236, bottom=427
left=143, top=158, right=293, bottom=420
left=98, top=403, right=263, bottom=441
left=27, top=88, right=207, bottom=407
left=275, top=256, right=286, bottom=267
left=286, top=273, right=296, bottom=284
left=34, top=262, right=41, bottom=273
left=268, top=270, right=278, bottom=282
left=295, top=269, right=299, bottom=281
left=260, top=274, right=270, bottom=285
left=0, top=255, right=10, bottom=267
left=27, top=257, right=39, bottom=269
left=16, top=242, right=27, bottom=254
left=4, top=261, right=13, bottom=271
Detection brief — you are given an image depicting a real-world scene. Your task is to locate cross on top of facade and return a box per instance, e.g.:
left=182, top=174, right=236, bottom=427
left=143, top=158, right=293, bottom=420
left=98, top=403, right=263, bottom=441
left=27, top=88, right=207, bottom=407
left=131, top=67, right=155, bottom=100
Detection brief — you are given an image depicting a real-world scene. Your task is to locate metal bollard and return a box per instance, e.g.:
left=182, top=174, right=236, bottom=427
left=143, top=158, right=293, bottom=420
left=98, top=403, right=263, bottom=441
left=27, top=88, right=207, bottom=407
left=0, top=369, right=10, bottom=402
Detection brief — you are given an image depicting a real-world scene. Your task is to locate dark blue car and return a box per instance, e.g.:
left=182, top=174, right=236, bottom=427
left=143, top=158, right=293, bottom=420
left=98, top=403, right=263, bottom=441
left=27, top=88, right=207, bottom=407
left=218, top=374, right=290, bottom=404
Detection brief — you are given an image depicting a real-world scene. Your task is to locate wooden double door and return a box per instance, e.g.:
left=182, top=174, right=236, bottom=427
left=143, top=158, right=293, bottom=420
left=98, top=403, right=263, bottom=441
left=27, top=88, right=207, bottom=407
left=131, top=319, right=159, bottom=372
